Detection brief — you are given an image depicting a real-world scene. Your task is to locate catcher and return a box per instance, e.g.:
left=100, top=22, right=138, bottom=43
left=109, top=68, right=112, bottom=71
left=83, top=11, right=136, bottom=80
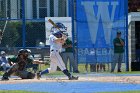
left=1, top=49, right=44, bottom=80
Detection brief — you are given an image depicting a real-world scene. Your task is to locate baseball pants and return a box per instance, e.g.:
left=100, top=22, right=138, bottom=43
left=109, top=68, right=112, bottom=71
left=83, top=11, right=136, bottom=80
left=48, top=50, right=66, bottom=73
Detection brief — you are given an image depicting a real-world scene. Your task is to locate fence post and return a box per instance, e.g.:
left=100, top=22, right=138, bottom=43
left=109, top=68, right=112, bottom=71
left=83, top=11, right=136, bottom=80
left=125, top=0, right=129, bottom=71
left=22, top=0, right=26, bottom=48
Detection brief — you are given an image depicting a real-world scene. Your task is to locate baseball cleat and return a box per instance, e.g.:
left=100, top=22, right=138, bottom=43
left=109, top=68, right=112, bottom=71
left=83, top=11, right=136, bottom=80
left=69, top=76, right=79, bottom=80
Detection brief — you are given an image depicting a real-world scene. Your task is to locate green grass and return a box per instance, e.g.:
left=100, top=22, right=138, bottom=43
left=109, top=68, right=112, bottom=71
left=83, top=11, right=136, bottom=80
left=98, top=91, right=140, bottom=93
left=42, top=64, right=140, bottom=77
left=0, top=90, right=49, bottom=93
left=1, top=90, right=140, bottom=93
left=112, top=71, right=140, bottom=74
left=0, top=72, right=4, bottom=75
left=1, top=63, right=140, bottom=76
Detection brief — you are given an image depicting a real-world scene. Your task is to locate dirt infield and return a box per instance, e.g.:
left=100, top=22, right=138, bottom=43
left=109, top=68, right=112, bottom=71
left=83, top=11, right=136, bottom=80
left=0, top=75, right=140, bottom=84
left=0, top=74, right=140, bottom=93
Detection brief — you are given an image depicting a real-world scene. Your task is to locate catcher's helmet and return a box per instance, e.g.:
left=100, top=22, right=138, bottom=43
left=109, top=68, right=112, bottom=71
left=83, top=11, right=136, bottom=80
left=26, top=49, right=31, bottom=53
left=18, top=49, right=25, bottom=54
left=18, top=49, right=28, bottom=55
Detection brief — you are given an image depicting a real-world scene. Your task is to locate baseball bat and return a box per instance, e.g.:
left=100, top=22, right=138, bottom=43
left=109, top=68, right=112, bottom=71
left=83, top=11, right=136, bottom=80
left=48, top=19, right=61, bottom=31
left=48, top=19, right=67, bottom=39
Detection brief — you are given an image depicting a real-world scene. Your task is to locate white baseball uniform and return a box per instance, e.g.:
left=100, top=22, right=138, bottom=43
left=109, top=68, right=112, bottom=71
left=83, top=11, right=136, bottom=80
left=37, top=32, right=78, bottom=80
left=48, top=34, right=66, bottom=73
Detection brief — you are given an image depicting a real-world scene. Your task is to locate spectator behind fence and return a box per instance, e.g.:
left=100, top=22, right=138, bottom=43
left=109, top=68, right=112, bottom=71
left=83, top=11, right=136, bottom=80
left=111, top=31, right=125, bottom=72
left=0, top=51, right=10, bottom=72
left=61, top=38, right=79, bottom=73
left=97, top=63, right=105, bottom=72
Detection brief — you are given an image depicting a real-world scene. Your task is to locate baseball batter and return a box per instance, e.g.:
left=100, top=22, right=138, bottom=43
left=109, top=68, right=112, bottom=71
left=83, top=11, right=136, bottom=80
left=37, top=31, right=78, bottom=80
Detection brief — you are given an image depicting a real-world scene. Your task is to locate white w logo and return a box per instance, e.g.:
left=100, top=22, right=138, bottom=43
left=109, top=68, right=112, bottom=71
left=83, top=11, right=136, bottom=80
left=81, top=1, right=118, bottom=44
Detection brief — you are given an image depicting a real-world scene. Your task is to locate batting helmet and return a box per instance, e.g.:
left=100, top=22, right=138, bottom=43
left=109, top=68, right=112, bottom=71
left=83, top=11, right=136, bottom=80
left=51, top=22, right=67, bottom=33
left=53, top=31, right=62, bottom=38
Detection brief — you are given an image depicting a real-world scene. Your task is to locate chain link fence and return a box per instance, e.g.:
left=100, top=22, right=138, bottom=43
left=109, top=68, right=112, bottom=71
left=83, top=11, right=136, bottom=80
left=0, top=0, right=128, bottom=72
left=0, top=0, right=68, bottom=57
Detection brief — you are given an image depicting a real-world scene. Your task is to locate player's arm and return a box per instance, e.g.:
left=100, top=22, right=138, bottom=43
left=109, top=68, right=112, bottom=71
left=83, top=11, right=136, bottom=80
left=115, top=43, right=122, bottom=46
left=54, top=38, right=65, bottom=43
left=114, top=39, right=124, bottom=46
left=7, top=57, right=16, bottom=66
left=32, top=60, right=45, bottom=64
left=51, top=35, right=66, bottom=44
left=113, top=39, right=121, bottom=46
left=119, top=38, right=125, bottom=46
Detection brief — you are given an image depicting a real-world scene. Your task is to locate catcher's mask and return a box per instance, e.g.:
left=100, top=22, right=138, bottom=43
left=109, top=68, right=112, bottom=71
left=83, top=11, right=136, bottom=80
left=18, top=49, right=24, bottom=54
left=18, top=49, right=29, bottom=59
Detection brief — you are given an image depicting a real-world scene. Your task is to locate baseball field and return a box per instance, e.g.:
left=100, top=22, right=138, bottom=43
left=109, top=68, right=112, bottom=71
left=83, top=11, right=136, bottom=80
left=0, top=70, right=140, bottom=93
